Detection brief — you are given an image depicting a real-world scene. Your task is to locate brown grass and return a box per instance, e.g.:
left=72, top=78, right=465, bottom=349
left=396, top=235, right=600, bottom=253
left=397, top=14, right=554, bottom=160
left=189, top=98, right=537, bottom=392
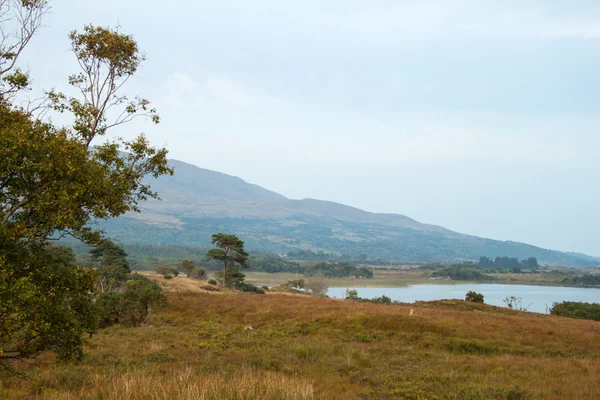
left=2, top=278, right=599, bottom=399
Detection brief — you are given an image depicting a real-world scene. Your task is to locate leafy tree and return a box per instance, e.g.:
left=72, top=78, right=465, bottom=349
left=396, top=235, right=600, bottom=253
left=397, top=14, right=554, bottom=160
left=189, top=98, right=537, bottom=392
left=0, top=244, right=97, bottom=371
left=0, top=0, right=49, bottom=100
left=179, top=260, right=196, bottom=277
left=155, top=265, right=178, bottom=276
left=206, top=233, right=248, bottom=286
left=0, top=3, right=172, bottom=371
left=90, top=240, right=130, bottom=292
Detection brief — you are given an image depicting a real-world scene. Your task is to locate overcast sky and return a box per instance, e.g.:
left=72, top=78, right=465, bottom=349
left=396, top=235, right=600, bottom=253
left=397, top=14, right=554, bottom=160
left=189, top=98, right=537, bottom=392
left=22, top=1, right=600, bottom=256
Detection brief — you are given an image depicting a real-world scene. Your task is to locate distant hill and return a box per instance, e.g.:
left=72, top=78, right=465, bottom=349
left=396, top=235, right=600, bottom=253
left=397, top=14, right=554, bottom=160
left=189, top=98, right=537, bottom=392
left=99, top=159, right=598, bottom=266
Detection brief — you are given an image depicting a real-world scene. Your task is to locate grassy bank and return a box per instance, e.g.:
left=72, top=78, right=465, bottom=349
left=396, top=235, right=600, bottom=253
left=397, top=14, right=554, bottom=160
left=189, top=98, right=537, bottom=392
left=2, top=276, right=599, bottom=399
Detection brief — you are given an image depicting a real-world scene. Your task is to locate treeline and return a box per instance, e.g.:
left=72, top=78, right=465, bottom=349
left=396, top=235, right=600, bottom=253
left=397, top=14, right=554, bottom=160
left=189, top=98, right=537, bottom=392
left=560, top=274, right=600, bottom=287
left=478, top=256, right=539, bottom=270
left=248, top=253, right=304, bottom=273
left=551, top=302, right=600, bottom=321
left=430, top=266, right=496, bottom=281
left=305, top=262, right=373, bottom=279
left=287, top=249, right=388, bottom=265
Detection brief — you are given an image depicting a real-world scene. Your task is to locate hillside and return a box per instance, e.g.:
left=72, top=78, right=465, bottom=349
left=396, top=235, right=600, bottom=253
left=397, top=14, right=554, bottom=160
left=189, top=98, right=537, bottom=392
left=100, top=159, right=597, bottom=266
left=3, top=278, right=600, bottom=399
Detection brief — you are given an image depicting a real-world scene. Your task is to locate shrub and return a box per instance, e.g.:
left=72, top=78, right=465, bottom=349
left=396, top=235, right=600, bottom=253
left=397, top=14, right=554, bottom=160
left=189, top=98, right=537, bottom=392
left=286, top=279, right=306, bottom=290
left=305, top=276, right=329, bottom=297
left=164, top=274, right=173, bottom=280
left=235, top=281, right=265, bottom=294
left=503, top=296, right=528, bottom=311
left=372, top=295, right=392, bottom=305
left=97, top=291, right=123, bottom=328
left=190, top=267, right=207, bottom=280
left=208, top=279, right=217, bottom=285
left=550, top=301, right=600, bottom=321
left=345, top=289, right=359, bottom=300
left=98, top=274, right=166, bottom=328
left=465, top=291, right=484, bottom=303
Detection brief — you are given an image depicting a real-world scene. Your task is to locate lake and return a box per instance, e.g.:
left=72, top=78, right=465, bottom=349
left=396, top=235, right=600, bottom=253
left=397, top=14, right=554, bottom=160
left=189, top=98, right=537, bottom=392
left=327, top=284, right=600, bottom=314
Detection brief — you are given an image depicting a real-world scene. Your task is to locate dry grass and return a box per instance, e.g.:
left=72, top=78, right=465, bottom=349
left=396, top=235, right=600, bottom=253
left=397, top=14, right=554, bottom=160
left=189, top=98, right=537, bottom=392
left=2, top=278, right=600, bottom=399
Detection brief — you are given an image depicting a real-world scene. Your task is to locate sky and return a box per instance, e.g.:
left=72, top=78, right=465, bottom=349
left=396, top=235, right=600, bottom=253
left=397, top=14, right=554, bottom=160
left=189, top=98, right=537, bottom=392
left=20, top=0, right=600, bottom=256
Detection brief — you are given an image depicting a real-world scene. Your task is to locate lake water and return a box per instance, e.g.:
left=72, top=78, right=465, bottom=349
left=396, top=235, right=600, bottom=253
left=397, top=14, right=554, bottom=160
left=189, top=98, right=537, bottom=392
left=327, top=284, right=600, bottom=314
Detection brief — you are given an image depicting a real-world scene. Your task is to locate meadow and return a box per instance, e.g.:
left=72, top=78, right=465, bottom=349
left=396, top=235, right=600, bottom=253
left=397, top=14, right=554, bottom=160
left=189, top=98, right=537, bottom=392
left=1, top=275, right=599, bottom=399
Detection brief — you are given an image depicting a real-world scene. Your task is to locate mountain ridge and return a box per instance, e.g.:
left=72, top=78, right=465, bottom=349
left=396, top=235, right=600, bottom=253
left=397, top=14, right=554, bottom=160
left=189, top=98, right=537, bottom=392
left=99, top=159, right=597, bottom=266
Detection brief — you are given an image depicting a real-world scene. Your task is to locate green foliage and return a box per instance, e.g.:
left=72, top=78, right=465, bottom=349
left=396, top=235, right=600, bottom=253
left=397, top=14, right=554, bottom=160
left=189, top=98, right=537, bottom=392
left=90, top=240, right=130, bottom=292
left=465, top=291, right=485, bottom=303
left=345, top=289, right=359, bottom=300
left=249, top=253, right=304, bottom=273
left=479, top=256, right=539, bottom=270
left=234, top=282, right=265, bottom=294
left=155, top=265, right=178, bottom=276
left=431, top=266, right=495, bottom=281
left=208, top=279, right=217, bottom=285
left=0, top=11, right=172, bottom=371
left=344, top=290, right=393, bottom=305
left=0, top=245, right=98, bottom=368
left=206, top=233, right=248, bottom=286
left=97, top=274, right=165, bottom=328
left=372, top=295, right=392, bottom=305
left=550, top=302, right=600, bottom=321
left=164, top=274, right=173, bottom=280
left=213, top=265, right=246, bottom=287
left=179, top=259, right=196, bottom=277
left=305, top=262, right=373, bottom=279
left=192, top=267, right=207, bottom=280
left=560, top=274, right=600, bottom=287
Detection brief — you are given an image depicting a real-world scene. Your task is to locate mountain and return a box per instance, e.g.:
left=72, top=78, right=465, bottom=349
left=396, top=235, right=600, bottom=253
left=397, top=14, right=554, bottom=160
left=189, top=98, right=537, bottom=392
left=100, top=159, right=597, bottom=266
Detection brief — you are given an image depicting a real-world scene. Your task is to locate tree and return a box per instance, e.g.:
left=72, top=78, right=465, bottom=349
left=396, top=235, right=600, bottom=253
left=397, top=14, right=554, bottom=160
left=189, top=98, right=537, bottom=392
left=206, top=233, right=248, bottom=286
left=90, top=240, right=130, bottom=292
left=305, top=276, right=329, bottom=297
left=0, top=0, right=49, bottom=100
left=155, top=264, right=178, bottom=277
left=0, top=244, right=97, bottom=371
left=179, top=260, right=196, bottom=278
left=0, top=4, right=172, bottom=371
left=465, top=291, right=484, bottom=303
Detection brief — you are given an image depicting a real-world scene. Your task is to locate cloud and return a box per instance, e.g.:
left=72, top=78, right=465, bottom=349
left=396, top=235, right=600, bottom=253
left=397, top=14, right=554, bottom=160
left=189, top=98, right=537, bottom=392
left=304, top=1, right=600, bottom=39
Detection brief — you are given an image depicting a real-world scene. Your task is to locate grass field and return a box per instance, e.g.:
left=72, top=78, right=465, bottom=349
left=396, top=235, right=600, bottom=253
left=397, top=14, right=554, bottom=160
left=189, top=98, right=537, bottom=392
left=1, top=275, right=599, bottom=399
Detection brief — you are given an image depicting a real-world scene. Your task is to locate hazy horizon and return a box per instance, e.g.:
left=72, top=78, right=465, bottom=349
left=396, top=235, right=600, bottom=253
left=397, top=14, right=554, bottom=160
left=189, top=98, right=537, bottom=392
left=22, top=1, right=600, bottom=256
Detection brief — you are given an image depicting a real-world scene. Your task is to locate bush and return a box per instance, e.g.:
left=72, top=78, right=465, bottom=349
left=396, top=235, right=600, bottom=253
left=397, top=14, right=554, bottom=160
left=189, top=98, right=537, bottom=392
left=345, top=289, right=359, bottom=300
left=372, top=295, right=392, bottom=305
left=235, top=281, right=265, bottom=294
left=164, top=274, right=173, bottom=280
left=208, top=279, right=217, bottom=285
left=465, top=291, right=484, bottom=303
left=550, top=301, right=600, bottom=321
left=286, top=279, right=305, bottom=290
left=97, top=291, right=123, bottom=328
left=190, top=267, right=206, bottom=280
left=97, top=274, right=166, bottom=328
